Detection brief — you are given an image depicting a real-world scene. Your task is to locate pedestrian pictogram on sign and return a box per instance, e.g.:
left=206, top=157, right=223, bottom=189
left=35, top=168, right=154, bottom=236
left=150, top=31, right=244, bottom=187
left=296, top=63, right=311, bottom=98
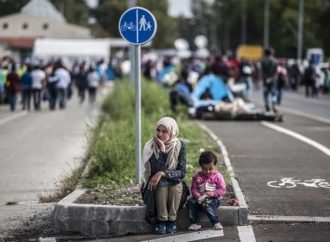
left=118, top=7, right=157, bottom=45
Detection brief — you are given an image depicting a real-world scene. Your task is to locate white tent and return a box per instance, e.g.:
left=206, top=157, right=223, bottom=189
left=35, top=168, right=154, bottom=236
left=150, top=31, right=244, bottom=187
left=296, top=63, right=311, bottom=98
left=32, top=38, right=132, bottom=62
left=33, top=38, right=110, bottom=61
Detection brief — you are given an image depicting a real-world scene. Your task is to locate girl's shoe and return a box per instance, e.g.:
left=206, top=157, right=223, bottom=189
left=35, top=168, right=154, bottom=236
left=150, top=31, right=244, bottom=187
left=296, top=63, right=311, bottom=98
left=166, top=221, right=177, bottom=233
left=213, top=222, right=223, bottom=230
left=188, top=224, right=201, bottom=231
left=154, top=221, right=166, bottom=234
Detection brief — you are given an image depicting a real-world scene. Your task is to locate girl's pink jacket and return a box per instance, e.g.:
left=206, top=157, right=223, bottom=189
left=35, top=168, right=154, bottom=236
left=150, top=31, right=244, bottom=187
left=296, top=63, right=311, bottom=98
left=191, top=170, right=226, bottom=200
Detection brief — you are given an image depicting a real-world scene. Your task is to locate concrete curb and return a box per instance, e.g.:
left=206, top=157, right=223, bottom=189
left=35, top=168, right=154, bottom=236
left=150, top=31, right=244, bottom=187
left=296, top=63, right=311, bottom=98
left=54, top=121, right=248, bottom=236
left=197, top=122, right=248, bottom=226
left=54, top=189, right=240, bottom=236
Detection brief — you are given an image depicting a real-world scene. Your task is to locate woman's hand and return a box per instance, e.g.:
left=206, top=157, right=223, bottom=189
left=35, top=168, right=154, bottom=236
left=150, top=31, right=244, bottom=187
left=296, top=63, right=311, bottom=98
left=153, top=136, right=166, bottom=153
left=148, top=171, right=165, bottom=190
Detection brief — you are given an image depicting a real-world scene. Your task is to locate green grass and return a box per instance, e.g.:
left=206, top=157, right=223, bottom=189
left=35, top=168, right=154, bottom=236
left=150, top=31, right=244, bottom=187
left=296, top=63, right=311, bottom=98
left=82, top=79, right=230, bottom=188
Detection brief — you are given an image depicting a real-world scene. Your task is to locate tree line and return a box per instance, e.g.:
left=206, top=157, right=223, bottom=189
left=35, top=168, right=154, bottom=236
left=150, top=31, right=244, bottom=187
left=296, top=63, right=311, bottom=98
left=1, top=0, right=329, bottom=58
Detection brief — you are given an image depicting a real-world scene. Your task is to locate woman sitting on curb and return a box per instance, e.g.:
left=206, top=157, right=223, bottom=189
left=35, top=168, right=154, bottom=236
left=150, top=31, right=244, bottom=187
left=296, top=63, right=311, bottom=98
left=142, top=117, right=186, bottom=234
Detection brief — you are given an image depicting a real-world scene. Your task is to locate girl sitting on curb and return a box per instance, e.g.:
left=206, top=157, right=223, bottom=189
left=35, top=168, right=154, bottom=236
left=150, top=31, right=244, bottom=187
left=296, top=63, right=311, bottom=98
left=187, top=151, right=226, bottom=231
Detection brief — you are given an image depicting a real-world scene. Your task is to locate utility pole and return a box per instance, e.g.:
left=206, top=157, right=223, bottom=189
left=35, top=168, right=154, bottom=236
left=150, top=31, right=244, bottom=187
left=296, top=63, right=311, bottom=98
left=241, top=0, right=247, bottom=44
left=297, top=0, right=304, bottom=60
left=263, top=0, right=270, bottom=49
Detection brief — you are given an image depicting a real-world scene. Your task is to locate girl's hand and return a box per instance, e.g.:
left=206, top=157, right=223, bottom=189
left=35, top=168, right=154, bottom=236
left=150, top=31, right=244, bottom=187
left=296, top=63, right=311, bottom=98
left=204, top=191, right=213, bottom=196
left=153, top=136, right=166, bottom=153
left=148, top=171, right=165, bottom=190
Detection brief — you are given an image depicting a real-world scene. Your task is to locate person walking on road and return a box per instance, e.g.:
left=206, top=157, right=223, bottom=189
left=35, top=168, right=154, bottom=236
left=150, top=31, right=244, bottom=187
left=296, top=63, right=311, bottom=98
left=261, top=48, right=278, bottom=113
left=86, top=66, right=100, bottom=104
left=54, top=61, right=71, bottom=109
left=20, top=65, right=33, bottom=111
left=275, top=61, right=288, bottom=105
left=303, top=60, right=318, bottom=98
left=5, top=64, right=20, bottom=111
left=187, top=151, right=226, bottom=231
left=142, top=117, right=186, bottom=234
left=31, top=65, right=46, bottom=110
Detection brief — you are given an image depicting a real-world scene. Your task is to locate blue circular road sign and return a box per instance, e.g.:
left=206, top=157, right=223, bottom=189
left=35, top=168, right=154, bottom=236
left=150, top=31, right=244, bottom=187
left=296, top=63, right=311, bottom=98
left=118, top=7, right=157, bottom=45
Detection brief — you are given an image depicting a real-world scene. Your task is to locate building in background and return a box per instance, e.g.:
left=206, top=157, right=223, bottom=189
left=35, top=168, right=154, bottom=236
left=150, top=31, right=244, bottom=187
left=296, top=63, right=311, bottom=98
left=0, top=0, right=91, bottom=61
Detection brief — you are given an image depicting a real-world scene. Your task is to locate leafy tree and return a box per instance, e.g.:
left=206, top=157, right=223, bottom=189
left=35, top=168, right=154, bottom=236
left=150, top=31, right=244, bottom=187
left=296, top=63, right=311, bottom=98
left=50, top=0, right=90, bottom=26
left=93, top=0, right=127, bottom=38
left=185, top=0, right=330, bottom=58
left=138, top=0, right=177, bottom=48
left=0, top=0, right=29, bottom=16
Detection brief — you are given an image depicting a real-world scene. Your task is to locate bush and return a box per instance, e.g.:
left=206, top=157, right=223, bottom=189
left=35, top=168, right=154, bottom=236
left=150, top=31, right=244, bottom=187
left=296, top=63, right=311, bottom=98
left=84, top=79, right=228, bottom=188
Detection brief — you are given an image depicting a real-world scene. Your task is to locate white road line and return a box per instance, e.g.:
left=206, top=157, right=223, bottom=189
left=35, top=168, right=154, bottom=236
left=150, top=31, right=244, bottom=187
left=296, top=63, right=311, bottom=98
left=249, top=215, right=330, bottom=223
left=261, top=121, right=330, bottom=157
left=237, top=226, right=256, bottom=242
left=286, top=94, right=330, bottom=107
left=279, top=106, right=330, bottom=124
left=39, top=238, right=57, bottom=242
left=140, top=229, right=223, bottom=242
left=198, top=123, right=235, bottom=177
left=0, top=111, right=27, bottom=127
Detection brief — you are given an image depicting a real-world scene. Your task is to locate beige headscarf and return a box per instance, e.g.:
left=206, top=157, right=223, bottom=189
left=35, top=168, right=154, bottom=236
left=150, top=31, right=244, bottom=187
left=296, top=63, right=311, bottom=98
left=142, top=117, right=182, bottom=182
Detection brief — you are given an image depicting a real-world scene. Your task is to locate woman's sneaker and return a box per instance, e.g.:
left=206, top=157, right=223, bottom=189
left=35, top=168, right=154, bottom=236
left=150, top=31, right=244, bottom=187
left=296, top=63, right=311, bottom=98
left=166, top=221, right=177, bottom=234
left=154, top=221, right=166, bottom=234
left=213, top=222, right=223, bottom=230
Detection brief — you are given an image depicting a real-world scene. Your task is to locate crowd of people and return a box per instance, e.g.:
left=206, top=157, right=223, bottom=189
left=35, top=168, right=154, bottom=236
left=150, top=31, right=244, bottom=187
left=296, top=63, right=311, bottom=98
left=0, top=56, right=120, bottom=112
left=1, top=49, right=329, bottom=115
left=141, top=49, right=330, bottom=116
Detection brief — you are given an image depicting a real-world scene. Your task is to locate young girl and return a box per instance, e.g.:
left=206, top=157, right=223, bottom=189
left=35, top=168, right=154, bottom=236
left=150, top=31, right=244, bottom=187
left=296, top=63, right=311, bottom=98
left=187, top=151, right=226, bottom=231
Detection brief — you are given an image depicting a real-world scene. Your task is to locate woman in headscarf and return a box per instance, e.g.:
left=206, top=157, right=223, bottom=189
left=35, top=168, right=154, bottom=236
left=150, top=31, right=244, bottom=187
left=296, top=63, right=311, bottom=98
left=142, top=117, right=186, bottom=234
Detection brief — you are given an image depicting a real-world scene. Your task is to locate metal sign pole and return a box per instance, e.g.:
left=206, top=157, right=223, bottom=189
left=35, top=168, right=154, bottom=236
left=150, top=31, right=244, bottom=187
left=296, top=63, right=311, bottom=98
left=118, top=6, right=157, bottom=185
left=135, top=44, right=142, bottom=184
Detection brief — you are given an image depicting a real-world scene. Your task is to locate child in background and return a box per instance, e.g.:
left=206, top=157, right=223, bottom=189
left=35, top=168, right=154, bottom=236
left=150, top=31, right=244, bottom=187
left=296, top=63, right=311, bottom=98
left=187, top=151, right=226, bottom=231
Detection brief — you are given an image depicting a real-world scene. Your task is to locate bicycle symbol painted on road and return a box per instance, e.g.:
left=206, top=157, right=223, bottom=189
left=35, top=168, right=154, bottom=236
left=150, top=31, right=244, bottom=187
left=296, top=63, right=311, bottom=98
left=121, top=22, right=136, bottom=31
left=267, top=177, right=330, bottom=189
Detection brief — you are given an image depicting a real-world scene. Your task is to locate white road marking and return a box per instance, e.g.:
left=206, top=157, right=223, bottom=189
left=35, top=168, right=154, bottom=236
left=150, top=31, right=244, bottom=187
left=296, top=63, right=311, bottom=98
left=140, top=229, right=223, bottom=242
left=237, top=225, right=256, bottom=242
left=39, top=238, right=57, bottom=242
left=198, top=123, right=235, bottom=177
left=279, top=106, right=330, bottom=124
left=261, top=121, right=330, bottom=157
left=249, top=215, right=330, bottom=223
left=0, top=111, right=27, bottom=127
left=286, top=94, right=330, bottom=107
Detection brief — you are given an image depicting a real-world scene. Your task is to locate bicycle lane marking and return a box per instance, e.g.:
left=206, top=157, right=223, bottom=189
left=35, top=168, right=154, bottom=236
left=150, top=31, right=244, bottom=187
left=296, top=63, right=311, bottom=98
left=267, top=177, right=330, bottom=189
left=261, top=121, right=330, bottom=157
left=0, top=111, right=27, bottom=127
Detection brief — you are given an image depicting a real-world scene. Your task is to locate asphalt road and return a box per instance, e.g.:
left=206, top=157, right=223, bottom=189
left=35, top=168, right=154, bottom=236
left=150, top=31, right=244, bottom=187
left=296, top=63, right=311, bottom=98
left=0, top=90, right=100, bottom=240
left=200, top=88, right=330, bottom=241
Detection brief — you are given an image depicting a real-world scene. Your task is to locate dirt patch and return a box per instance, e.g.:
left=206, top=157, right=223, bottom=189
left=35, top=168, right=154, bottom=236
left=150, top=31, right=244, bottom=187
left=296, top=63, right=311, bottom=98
left=75, top=184, right=237, bottom=206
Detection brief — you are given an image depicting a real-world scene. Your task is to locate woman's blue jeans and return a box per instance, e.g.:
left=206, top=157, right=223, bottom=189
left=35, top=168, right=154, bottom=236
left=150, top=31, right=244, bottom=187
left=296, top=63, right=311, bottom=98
left=186, top=197, right=220, bottom=226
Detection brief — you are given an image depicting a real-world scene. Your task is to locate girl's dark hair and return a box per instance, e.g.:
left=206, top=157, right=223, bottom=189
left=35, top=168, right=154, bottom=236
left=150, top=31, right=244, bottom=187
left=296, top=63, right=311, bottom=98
left=198, top=151, right=217, bottom=166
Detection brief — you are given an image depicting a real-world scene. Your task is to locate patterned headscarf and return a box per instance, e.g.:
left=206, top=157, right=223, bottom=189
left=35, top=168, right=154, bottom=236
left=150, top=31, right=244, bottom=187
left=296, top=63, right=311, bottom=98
left=142, top=117, right=181, bottom=182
